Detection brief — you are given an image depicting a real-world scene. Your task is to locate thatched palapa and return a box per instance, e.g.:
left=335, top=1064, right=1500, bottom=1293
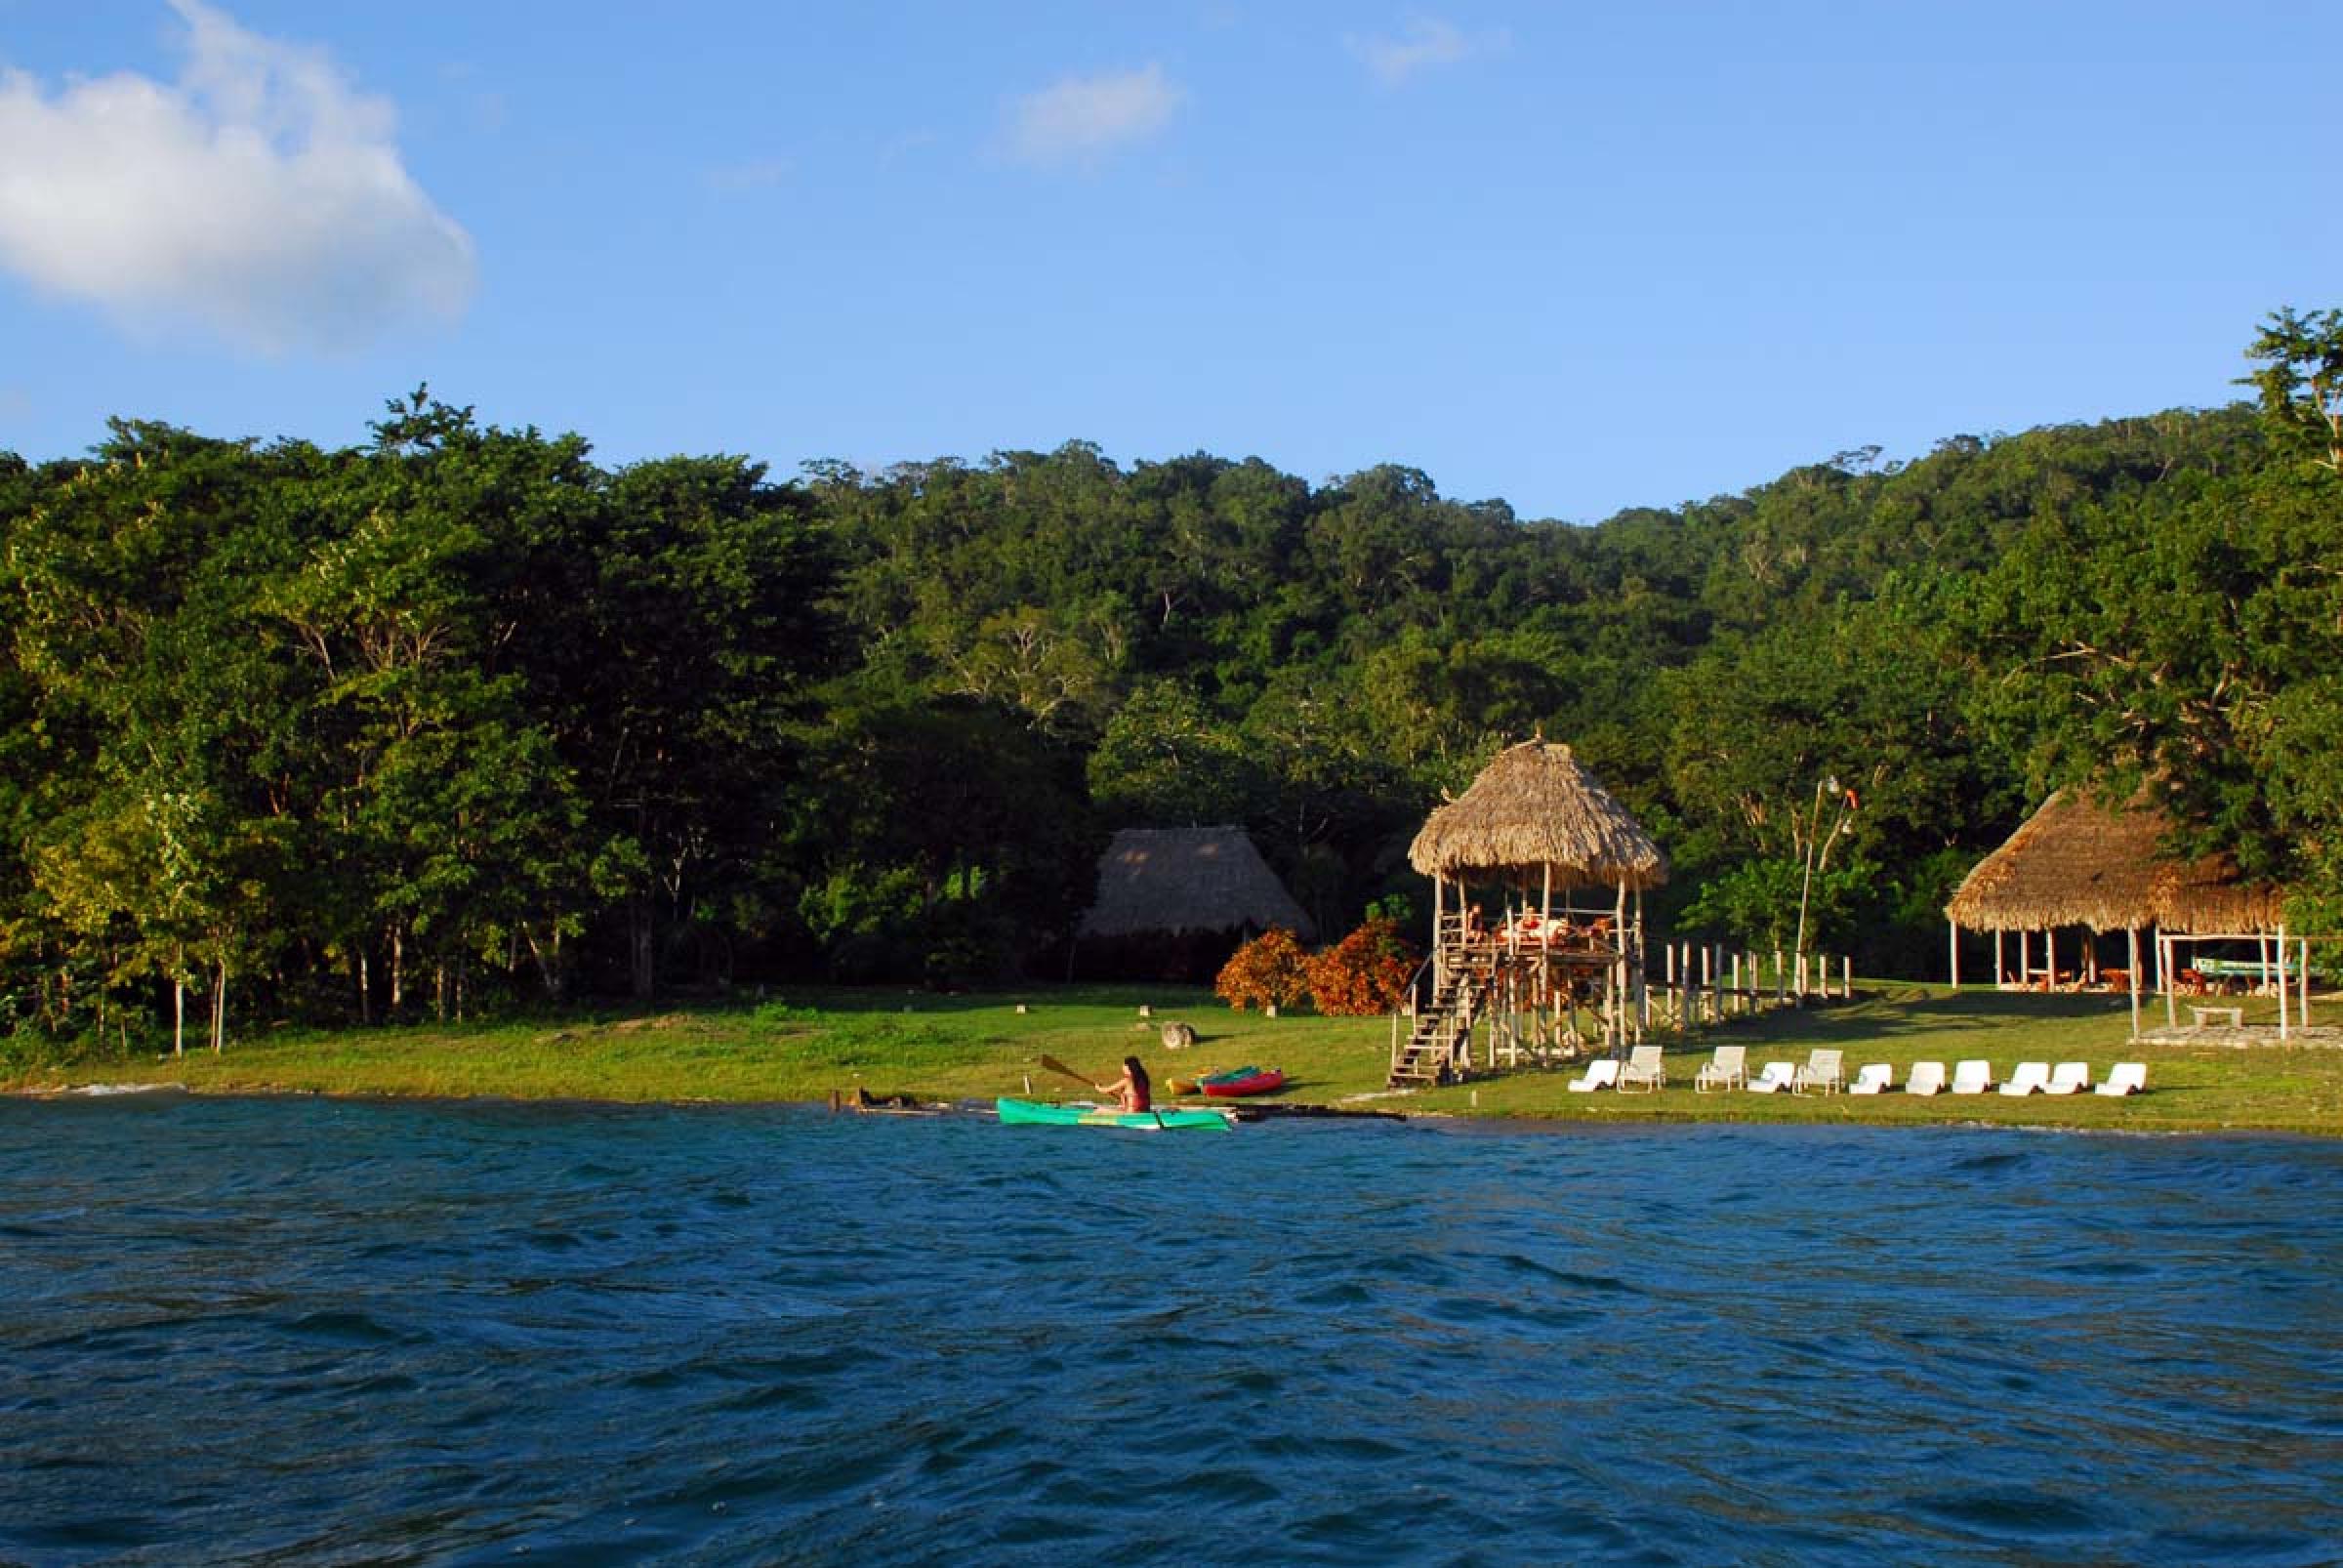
left=1078, top=826, right=1315, bottom=941
left=1945, top=787, right=2283, bottom=933
left=1409, top=740, right=1667, bottom=889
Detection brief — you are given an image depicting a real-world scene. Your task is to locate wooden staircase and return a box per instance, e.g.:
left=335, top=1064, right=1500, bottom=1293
left=1388, top=951, right=1493, bottom=1087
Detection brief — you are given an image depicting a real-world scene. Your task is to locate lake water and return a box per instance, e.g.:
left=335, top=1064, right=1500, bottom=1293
left=4, top=1095, right=2341, bottom=1566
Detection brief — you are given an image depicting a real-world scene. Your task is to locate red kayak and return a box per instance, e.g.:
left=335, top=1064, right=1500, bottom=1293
left=1198, top=1065, right=1285, bottom=1098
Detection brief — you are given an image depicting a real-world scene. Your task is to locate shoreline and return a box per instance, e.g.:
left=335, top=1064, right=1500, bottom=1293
left=12, top=1077, right=2337, bottom=1140
left=5, top=980, right=2338, bottom=1136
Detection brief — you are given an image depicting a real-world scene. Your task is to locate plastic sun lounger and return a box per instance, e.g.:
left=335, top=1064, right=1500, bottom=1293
left=2042, top=1062, right=2091, bottom=1095
left=2095, top=1062, right=2148, bottom=1096
left=1847, top=1063, right=1893, bottom=1094
left=1999, top=1061, right=2051, bottom=1096
left=1907, top=1061, right=1947, bottom=1096
left=1617, top=1046, right=1665, bottom=1093
left=1950, top=1059, right=1994, bottom=1094
left=1747, top=1061, right=1795, bottom=1093
left=1567, top=1057, right=1622, bottom=1093
left=1793, top=1049, right=1845, bottom=1094
left=1694, top=1045, right=1747, bottom=1093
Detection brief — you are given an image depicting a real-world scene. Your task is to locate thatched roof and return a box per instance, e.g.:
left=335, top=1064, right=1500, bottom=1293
left=1078, top=826, right=1316, bottom=941
left=1408, top=740, right=1668, bottom=890
left=1945, top=788, right=2285, bottom=933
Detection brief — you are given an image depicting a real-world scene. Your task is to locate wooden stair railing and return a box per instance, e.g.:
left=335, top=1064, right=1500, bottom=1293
left=1388, top=946, right=1492, bottom=1087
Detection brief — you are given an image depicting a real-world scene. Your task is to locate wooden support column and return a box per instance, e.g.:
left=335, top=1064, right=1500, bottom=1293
left=1949, top=921, right=1960, bottom=989
left=2279, top=923, right=2290, bottom=1041
left=2162, top=934, right=2178, bottom=1031
left=2126, top=927, right=2142, bottom=1040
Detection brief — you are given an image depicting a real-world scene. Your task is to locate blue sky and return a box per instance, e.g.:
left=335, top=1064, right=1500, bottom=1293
left=1, top=1, right=2334, bottom=522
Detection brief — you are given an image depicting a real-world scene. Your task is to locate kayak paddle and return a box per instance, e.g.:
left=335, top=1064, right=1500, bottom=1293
left=1037, top=1053, right=1097, bottom=1090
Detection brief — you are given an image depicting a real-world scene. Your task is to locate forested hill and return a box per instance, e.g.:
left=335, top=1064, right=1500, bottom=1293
left=4, top=310, right=2339, bottom=1047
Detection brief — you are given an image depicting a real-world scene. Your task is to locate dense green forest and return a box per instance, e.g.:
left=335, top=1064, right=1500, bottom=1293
left=4, top=309, right=2339, bottom=1054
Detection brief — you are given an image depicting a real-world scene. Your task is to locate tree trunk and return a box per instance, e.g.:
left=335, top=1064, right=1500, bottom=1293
left=630, top=900, right=655, bottom=1000
left=210, top=959, right=227, bottom=1053
left=390, top=928, right=405, bottom=1011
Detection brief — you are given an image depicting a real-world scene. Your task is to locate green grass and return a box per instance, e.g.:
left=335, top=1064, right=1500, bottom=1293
left=9, top=981, right=2342, bottom=1135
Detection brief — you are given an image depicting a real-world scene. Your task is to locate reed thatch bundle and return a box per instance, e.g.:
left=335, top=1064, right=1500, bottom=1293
left=1945, top=787, right=2284, bottom=933
left=2151, top=853, right=2287, bottom=933
left=1078, top=826, right=1316, bottom=940
left=1408, top=740, right=1667, bottom=889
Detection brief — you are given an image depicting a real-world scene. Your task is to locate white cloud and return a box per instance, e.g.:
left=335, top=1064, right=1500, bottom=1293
left=1347, top=15, right=1509, bottom=85
left=0, top=0, right=475, bottom=353
left=1005, top=64, right=1183, bottom=169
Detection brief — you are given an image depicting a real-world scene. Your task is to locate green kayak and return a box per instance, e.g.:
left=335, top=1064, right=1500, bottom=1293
left=995, top=1097, right=1234, bottom=1131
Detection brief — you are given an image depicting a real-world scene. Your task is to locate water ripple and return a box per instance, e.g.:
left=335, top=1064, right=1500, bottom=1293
left=2, top=1103, right=2341, bottom=1563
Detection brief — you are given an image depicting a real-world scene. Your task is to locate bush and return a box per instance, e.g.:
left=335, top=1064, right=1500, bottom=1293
left=1213, top=927, right=1313, bottom=1012
left=1306, top=917, right=1418, bottom=1016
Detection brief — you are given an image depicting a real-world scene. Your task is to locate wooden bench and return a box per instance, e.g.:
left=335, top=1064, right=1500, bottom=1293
left=2190, top=1006, right=2243, bottom=1029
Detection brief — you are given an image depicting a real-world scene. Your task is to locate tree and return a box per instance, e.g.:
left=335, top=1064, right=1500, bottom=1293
left=2241, top=306, right=2343, bottom=474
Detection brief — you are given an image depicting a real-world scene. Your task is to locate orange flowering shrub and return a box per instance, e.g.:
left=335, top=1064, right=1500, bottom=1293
left=1214, top=927, right=1313, bottom=1012
left=1306, top=917, right=1419, bottom=1016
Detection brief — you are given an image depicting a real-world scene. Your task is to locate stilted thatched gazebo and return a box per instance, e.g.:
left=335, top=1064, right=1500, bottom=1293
left=1390, top=741, right=1667, bottom=1083
left=1945, top=787, right=2303, bottom=1037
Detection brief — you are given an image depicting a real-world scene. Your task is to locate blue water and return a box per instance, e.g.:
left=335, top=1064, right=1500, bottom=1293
left=4, top=1097, right=2341, bottom=1566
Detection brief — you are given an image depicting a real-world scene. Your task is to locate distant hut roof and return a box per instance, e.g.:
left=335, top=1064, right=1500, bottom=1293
left=1945, top=787, right=2284, bottom=933
left=1408, top=740, right=1668, bottom=890
left=1079, top=826, right=1316, bottom=941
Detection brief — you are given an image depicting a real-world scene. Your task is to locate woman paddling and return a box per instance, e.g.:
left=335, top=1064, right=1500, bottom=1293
left=1094, top=1055, right=1151, bottom=1114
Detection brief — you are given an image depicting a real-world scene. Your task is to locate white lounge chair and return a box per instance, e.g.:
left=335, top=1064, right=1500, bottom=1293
left=1999, top=1061, right=2051, bottom=1096
left=2095, top=1062, right=2148, bottom=1096
left=1693, top=1044, right=1747, bottom=1093
left=1747, top=1061, right=1795, bottom=1093
left=1617, top=1045, right=1665, bottom=1093
left=1950, top=1059, right=1994, bottom=1094
left=1793, top=1049, right=1845, bottom=1094
left=2043, top=1062, right=2091, bottom=1095
left=1847, top=1062, right=1893, bottom=1094
left=1907, top=1060, right=1947, bottom=1096
left=1568, top=1057, right=1622, bottom=1093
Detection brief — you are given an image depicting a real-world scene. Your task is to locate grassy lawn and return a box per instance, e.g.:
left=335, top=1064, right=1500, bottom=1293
left=9, top=981, right=2341, bottom=1135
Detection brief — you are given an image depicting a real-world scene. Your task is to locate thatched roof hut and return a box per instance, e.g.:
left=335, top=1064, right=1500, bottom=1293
left=1409, top=740, right=1667, bottom=890
left=1078, top=826, right=1316, bottom=941
left=1945, top=787, right=2283, bottom=933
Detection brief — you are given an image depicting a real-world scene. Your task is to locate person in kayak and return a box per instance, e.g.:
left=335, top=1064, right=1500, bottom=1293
left=1094, top=1055, right=1151, bottom=1113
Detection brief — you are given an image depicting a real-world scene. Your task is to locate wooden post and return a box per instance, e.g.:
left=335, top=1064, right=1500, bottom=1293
left=2302, top=937, right=2313, bottom=1028
left=1842, top=955, right=1852, bottom=998
left=1614, top=881, right=1628, bottom=1050
left=1949, top=921, right=1959, bottom=989
left=2278, top=923, right=2289, bottom=1042
left=1994, top=928, right=2005, bottom=988
left=1432, top=874, right=1446, bottom=989
left=2162, top=933, right=2178, bottom=1031
left=1635, top=887, right=1649, bottom=1037
left=2126, top=927, right=2141, bottom=1040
